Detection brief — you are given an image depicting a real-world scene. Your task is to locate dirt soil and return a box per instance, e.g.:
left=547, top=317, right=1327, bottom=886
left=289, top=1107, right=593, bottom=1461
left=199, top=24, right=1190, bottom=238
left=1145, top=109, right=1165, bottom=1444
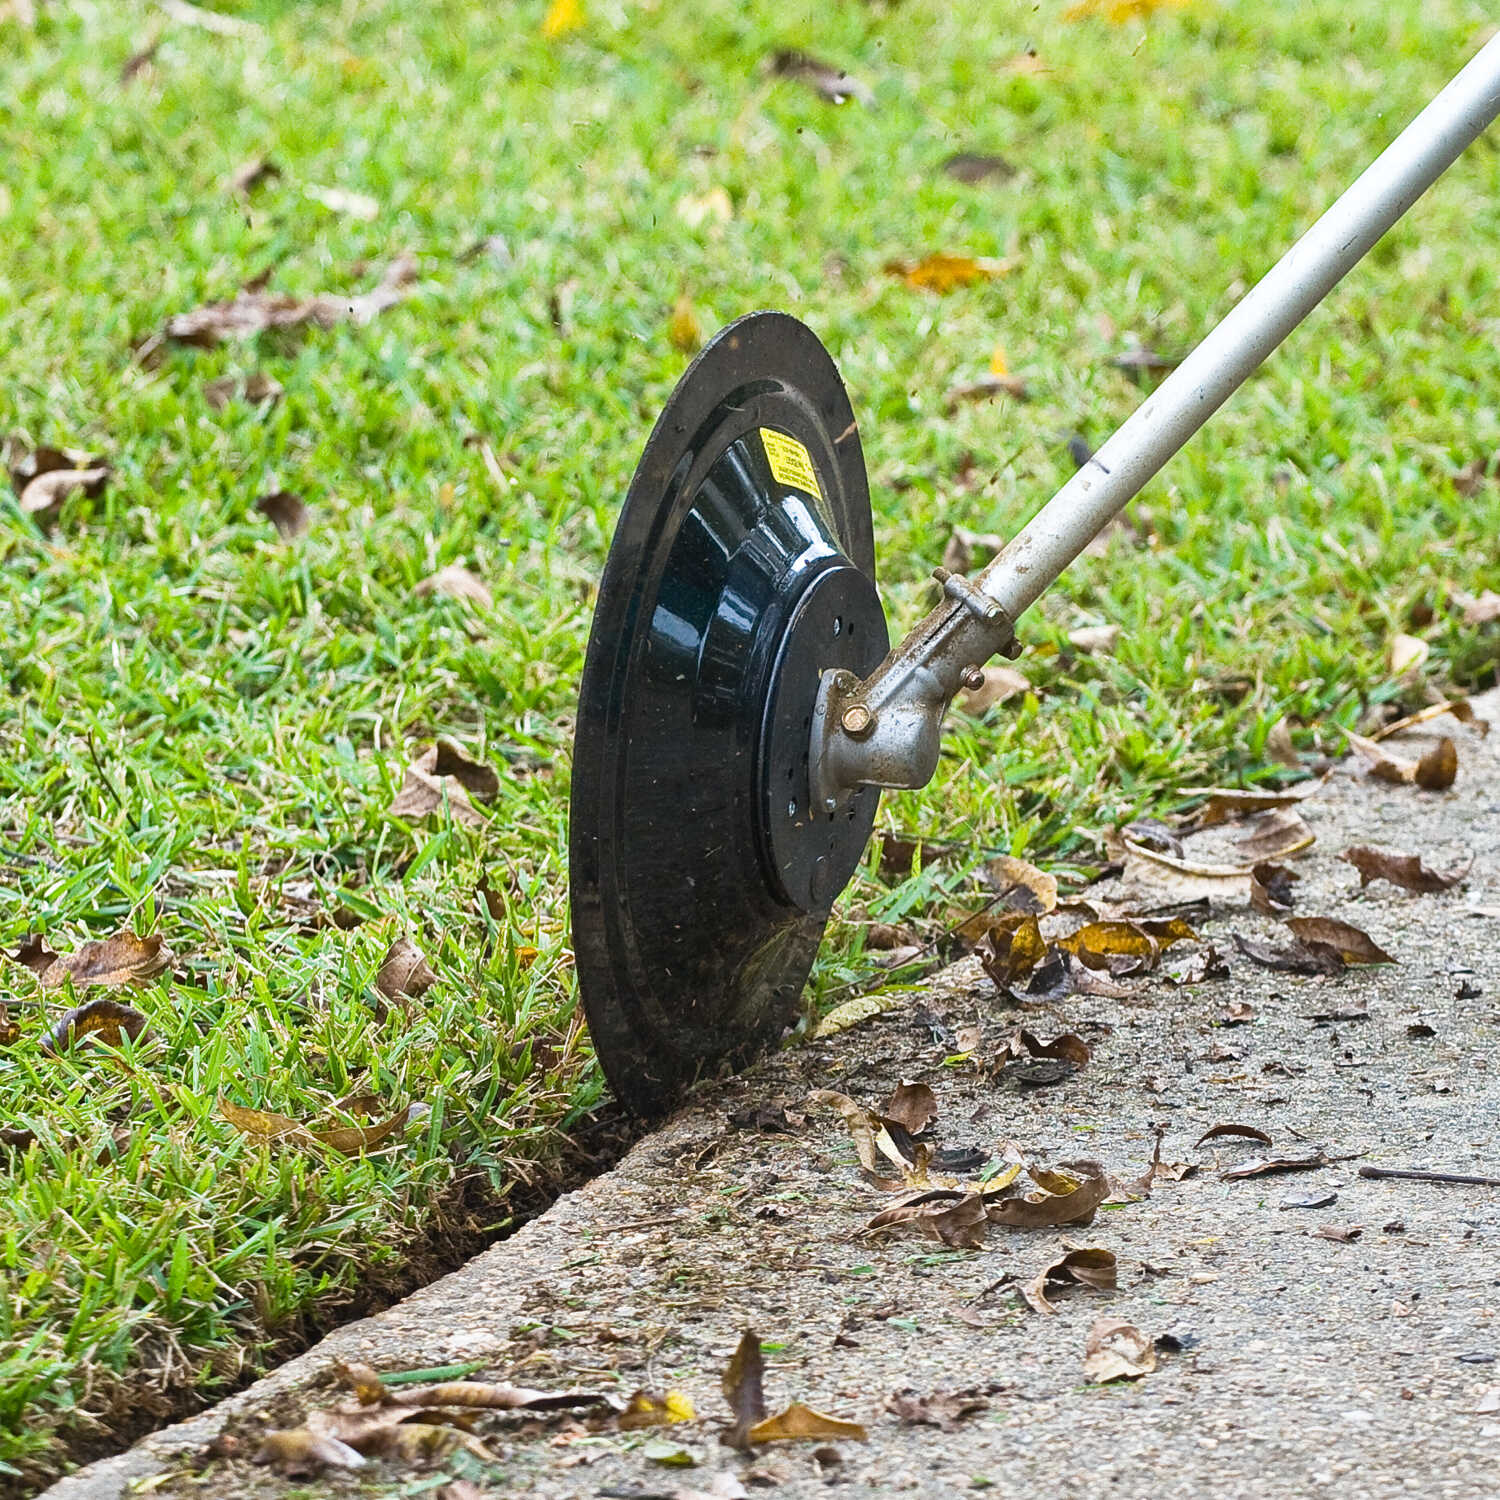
left=45, top=693, right=1500, bottom=1500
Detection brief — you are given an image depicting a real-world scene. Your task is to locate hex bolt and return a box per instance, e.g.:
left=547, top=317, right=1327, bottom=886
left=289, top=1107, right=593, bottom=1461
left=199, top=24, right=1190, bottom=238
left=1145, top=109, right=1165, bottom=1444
left=841, top=704, right=874, bottom=737
left=961, top=665, right=986, bottom=691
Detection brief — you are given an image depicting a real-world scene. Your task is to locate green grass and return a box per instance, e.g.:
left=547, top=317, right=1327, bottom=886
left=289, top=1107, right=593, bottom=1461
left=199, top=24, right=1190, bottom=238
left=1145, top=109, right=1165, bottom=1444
left=3, top=0, right=1499, bottom=1486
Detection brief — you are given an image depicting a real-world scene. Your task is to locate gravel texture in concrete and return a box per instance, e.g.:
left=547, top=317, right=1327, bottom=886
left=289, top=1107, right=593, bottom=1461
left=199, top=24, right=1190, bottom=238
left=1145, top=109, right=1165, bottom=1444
left=44, top=693, right=1500, bottom=1500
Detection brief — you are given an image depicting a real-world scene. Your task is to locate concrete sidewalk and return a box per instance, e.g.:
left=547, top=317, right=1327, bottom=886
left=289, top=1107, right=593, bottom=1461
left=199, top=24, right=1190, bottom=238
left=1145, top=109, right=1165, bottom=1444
left=47, top=693, right=1500, bottom=1500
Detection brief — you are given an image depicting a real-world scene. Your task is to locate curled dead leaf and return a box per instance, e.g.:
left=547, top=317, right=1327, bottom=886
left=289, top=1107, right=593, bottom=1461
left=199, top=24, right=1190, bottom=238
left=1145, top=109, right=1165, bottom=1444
left=1345, top=729, right=1458, bottom=790
left=958, top=664, right=1029, bottom=715
left=1083, top=1316, right=1156, bottom=1383
left=1233, top=808, right=1315, bottom=862
left=1231, top=932, right=1342, bottom=976
left=1283, top=917, right=1394, bottom=966
left=1341, top=844, right=1470, bottom=893
left=1067, top=623, right=1120, bottom=655
left=619, top=1389, right=697, bottom=1429
left=767, top=49, right=872, bottom=105
left=9, top=934, right=59, bottom=976
left=385, top=1380, right=611, bottom=1411
left=721, top=1329, right=767, bottom=1450
left=414, top=564, right=493, bottom=609
left=205, top=371, right=283, bottom=410
left=42, top=998, right=149, bottom=1054
left=256, top=490, right=308, bottom=539
left=976, top=913, right=1046, bottom=988
left=882, top=1081, right=937, bottom=1135
left=1023, top=1246, right=1118, bottom=1315
left=1249, top=861, right=1299, bottom=915
left=40, top=931, right=171, bottom=991
left=375, top=936, right=438, bottom=1005
left=865, top=1191, right=987, bottom=1249
left=667, top=293, right=703, bottom=355
left=747, top=1403, right=867, bottom=1444
left=219, top=1097, right=406, bottom=1155
left=1388, top=632, right=1429, bottom=677
left=987, top=1159, right=1108, bottom=1231
left=885, top=1387, right=990, bottom=1429
left=1175, top=782, right=1322, bottom=827
left=983, top=855, right=1057, bottom=914
left=253, top=1429, right=366, bottom=1475
left=1195, top=1123, right=1273, bottom=1149
left=1221, top=1149, right=1328, bottom=1181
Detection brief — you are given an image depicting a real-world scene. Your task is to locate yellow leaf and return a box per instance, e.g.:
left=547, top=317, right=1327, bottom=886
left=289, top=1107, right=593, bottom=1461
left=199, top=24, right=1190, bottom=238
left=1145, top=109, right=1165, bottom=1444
left=885, top=253, right=1012, bottom=293
left=812, top=994, right=897, bottom=1038
left=989, top=345, right=1009, bottom=376
left=747, top=1402, right=868, bottom=1444
left=667, top=293, right=702, bottom=354
left=541, top=0, right=583, bottom=39
left=1065, top=0, right=1186, bottom=21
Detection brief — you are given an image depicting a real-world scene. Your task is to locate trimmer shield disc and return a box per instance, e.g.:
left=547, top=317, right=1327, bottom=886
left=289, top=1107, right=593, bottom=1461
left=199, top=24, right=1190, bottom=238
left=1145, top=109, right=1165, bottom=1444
left=571, top=312, right=888, bottom=1115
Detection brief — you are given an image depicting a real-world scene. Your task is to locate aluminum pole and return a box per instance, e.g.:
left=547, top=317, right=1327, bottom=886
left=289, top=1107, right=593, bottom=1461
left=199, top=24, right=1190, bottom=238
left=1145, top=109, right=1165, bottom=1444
left=977, top=28, right=1500, bottom=620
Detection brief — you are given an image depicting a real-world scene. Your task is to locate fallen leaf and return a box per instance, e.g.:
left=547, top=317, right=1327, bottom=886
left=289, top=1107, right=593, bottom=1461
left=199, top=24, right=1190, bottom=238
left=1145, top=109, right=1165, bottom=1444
left=256, top=490, right=308, bottom=539
left=958, top=664, right=1029, bottom=714
left=227, top=156, right=280, bottom=196
left=808, top=1090, right=893, bottom=1184
left=983, top=855, right=1057, bottom=914
left=865, top=1191, right=988, bottom=1249
left=1303, top=998, right=1370, bottom=1023
left=942, top=153, right=1015, bottom=184
left=120, top=31, right=161, bottom=82
left=1163, top=943, right=1231, bottom=985
left=40, top=932, right=170, bottom=991
left=1001, top=1028, right=1091, bottom=1072
left=1231, top=932, right=1342, bottom=977
left=946, top=372, right=1029, bottom=406
left=722, top=1330, right=767, bottom=1450
left=667, top=293, right=703, bottom=355
left=885, top=1388, right=990, bottom=1429
left=388, top=742, right=495, bottom=828
left=41, top=998, right=149, bottom=1054
left=882, top=1081, right=937, bottom=1135
left=619, top=1390, right=697, bottom=1430
left=1175, top=782, right=1322, bottom=827
left=642, top=1438, right=698, bottom=1466
left=1221, top=1150, right=1329, bottom=1181
left=677, top=187, right=733, bottom=229
left=1250, top=861, right=1300, bottom=915
left=987, top=1159, right=1108, bottom=1230
left=747, top=1403, right=867, bottom=1444
left=541, top=0, right=583, bottom=38
left=1279, top=1191, right=1338, bottom=1211
left=767, top=49, right=872, bottom=105
left=977, top=914, right=1046, bottom=988
left=9, top=934, right=59, bottom=976
left=1340, top=845, right=1470, bottom=893
left=1067, top=623, right=1120, bottom=655
left=1388, top=632, right=1429, bottom=676
left=253, top=1429, right=366, bottom=1475
left=375, top=936, right=438, bottom=1005
left=1109, top=341, right=1179, bottom=374
left=811, top=994, right=898, bottom=1038
left=1058, top=919, right=1187, bottom=975
left=414, top=564, right=492, bottom=609
left=1216, top=998, right=1257, bottom=1025
left=304, top=183, right=379, bottom=220
left=1284, top=917, right=1395, bottom=966
left=219, top=1098, right=406, bottom=1155
left=1083, top=1316, right=1156, bottom=1383
left=1195, top=1123, right=1273, bottom=1149
left=1415, top=737, right=1458, bottom=791
left=333, top=1361, right=386, bottom=1404
left=1023, top=1246, right=1117, bottom=1314
left=16, top=458, right=110, bottom=524
left=1314, top=1223, right=1363, bottom=1244
left=205, top=371, right=283, bottom=410
left=385, top=1380, right=609, bottom=1410
left=1119, top=845, right=1252, bottom=904
left=884, top=253, right=1011, bottom=293
left=1456, top=589, right=1500, bottom=626
left=1233, top=808, right=1315, bottom=862
left=159, top=256, right=416, bottom=348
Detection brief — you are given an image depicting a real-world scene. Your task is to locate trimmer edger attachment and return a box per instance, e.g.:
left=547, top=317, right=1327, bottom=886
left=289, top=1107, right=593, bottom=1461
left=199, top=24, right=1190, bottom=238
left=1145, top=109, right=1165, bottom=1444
left=572, top=35, right=1500, bottom=1114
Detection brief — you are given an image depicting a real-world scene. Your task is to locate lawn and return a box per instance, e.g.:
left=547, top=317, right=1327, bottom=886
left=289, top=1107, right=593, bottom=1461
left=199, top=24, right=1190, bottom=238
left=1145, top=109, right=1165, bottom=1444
left=2, top=0, right=1498, bottom=1488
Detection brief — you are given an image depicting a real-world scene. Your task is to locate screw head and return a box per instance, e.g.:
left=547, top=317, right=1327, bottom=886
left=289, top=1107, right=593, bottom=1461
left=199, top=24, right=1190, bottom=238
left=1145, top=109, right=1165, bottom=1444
left=841, top=704, right=873, bottom=737
left=962, top=665, right=986, bottom=691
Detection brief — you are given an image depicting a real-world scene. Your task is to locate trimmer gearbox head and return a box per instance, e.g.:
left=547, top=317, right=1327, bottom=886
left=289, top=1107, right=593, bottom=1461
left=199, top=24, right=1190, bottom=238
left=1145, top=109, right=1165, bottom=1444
left=570, top=312, right=887, bottom=1115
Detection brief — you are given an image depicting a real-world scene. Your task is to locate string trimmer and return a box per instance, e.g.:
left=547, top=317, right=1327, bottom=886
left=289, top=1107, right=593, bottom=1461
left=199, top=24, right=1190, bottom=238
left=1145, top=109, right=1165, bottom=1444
left=570, top=35, right=1500, bottom=1113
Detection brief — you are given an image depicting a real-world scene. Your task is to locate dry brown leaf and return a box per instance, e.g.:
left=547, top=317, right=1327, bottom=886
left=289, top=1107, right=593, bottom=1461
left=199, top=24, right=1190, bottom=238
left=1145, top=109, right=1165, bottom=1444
left=120, top=32, right=162, bottom=82
left=219, top=1098, right=406, bottom=1155
left=1057, top=919, right=1178, bottom=975
left=1340, top=844, right=1470, bottom=893
left=1415, top=737, right=1458, bottom=791
left=885, top=1388, right=990, bottom=1429
left=667, top=293, right=703, bottom=355
left=1233, top=808, right=1315, bottom=862
left=1265, top=718, right=1300, bottom=766
left=305, top=184, right=379, bottom=220
left=722, top=1329, right=768, bottom=1450
left=976, top=914, right=1046, bottom=988
left=414, top=564, right=493, bottom=609
left=1283, top=917, right=1395, bottom=966
left=9, top=934, right=59, bottom=976
left=1083, top=1316, right=1156, bottom=1383
left=865, top=1191, right=987, bottom=1249
left=884, top=253, right=1011, bottom=293
left=942, top=152, right=1015, bottom=184
left=160, top=256, right=415, bottom=348
left=256, top=490, right=308, bottom=539
left=388, top=753, right=485, bottom=828
left=1176, top=782, right=1322, bottom=826
left=946, top=372, right=1029, bottom=406
left=882, top=1081, right=937, bottom=1135
left=1002, top=1028, right=1091, bottom=1071
left=227, top=156, right=280, bottom=196
left=19, top=464, right=111, bottom=523
left=1195, top=1123, right=1272, bottom=1149
left=987, top=1160, right=1108, bottom=1231
left=386, top=1380, right=610, bottom=1411
left=808, top=1090, right=894, bottom=1184
left=958, top=664, right=1029, bottom=714
left=40, top=931, right=170, bottom=991
left=333, top=1361, right=386, bottom=1404
left=375, top=936, right=438, bottom=1004
left=984, top=855, right=1057, bottom=914
left=253, top=1428, right=366, bottom=1475
left=1023, top=1246, right=1117, bottom=1314
left=1231, top=932, right=1341, bottom=977
left=1119, top=845, right=1252, bottom=904
left=1249, top=861, right=1299, bottom=916
left=1221, top=1149, right=1328, bottom=1181
left=1456, top=589, right=1500, bottom=626
left=767, top=49, right=872, bottom=105
left=41, top=998, right=149, bottom=1054
left=1067, top=623, right=1120, bottom=655
left=205, top=371, right=283, bottom=410
left=1388, top=632, right=1429, bottom=677
left=421, top=739, right=501, bottom=801
left=1371, top=697, right=1485, bottom=741
left=747, top=1403, right=867, bottom=1444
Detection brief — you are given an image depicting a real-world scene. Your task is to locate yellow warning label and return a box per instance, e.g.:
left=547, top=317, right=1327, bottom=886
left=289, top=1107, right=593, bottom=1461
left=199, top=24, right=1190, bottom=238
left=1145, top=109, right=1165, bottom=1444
left=761, top=428, right=823, bottom=501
